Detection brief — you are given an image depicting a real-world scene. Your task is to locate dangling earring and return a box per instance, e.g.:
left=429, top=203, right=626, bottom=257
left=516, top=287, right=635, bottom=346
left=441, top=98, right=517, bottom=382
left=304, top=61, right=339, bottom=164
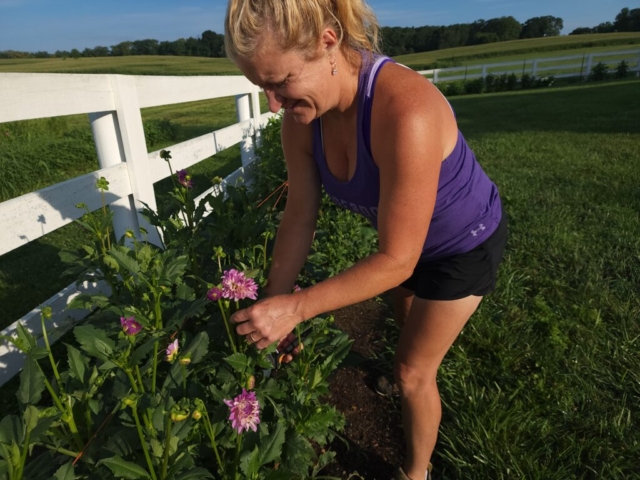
left=330, top=58, right=338, bottom=75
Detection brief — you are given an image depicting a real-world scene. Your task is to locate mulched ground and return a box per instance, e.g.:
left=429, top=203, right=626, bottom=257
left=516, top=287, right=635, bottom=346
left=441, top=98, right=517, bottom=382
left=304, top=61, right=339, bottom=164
left=322, top=298, right=406, bottom=479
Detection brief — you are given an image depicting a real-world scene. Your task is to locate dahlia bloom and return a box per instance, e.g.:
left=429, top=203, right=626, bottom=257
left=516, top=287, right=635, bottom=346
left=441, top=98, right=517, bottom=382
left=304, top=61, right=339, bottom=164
left=120, top=316, right=142, bottom=336
left=224, top=388, right=261, bottom=434
left=206, top=286, right=223, bottom=302
left=166, top=339, right=179, bottom=362
left=176, top=169, right=193, bottom=189
left=221, top=269, right=258, bottom=301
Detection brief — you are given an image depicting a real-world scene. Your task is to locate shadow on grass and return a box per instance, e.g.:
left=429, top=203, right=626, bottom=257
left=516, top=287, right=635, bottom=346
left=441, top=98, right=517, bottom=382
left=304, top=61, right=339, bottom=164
left=451, top=79, right=640, bottom=138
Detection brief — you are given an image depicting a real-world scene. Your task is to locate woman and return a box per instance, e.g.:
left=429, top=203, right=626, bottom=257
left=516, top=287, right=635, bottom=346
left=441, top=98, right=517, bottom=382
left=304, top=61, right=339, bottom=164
left=225, top=1, right=506, bottom=479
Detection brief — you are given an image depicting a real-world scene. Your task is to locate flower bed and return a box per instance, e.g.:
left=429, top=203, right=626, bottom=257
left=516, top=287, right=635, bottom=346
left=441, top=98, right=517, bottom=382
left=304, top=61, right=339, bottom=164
left=0, top=117, right=378, bottom=479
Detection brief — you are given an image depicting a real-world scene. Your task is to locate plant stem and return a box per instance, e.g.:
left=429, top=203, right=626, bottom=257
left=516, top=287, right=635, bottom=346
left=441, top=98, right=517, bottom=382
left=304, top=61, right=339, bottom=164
left=131, top=407, right=158, bottom=480
left=203, top=413, right=224, bottom=478
left=40, top=315, right=62, bottom=386
left=233, top=433, right=243, bottom=480
left=15, top=426, right=31, bottom=480
left=217, top=301, right=237, bottom=354
left=181, top=364, right=187, bottom=397
left=42, top=444, right=79, bottom=458
left=151, top=295, right=163, bottom=394
left=160, top=416, right=173, bottom=480
left=135, top=366, right=145, bottom=393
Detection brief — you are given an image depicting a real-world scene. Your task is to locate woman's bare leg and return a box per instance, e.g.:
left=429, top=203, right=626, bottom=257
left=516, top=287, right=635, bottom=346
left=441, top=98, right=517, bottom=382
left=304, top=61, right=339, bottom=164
left=391, top=289, right=482, bottom=479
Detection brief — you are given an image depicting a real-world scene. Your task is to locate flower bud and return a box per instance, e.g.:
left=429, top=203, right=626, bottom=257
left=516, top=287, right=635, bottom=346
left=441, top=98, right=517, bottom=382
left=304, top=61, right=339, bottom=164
left=179, top=356, right=191, bottom=366
left=125, top=229, right=135, bottom=238
left=246, top=375, right=255, bottom=390
left=41, top=306, right=53, bottom=320
left=192, top=410, right=202, bottom=421
left=122, top=394, right=138, bottom=407
left=171, top=410, right=189, bottom=422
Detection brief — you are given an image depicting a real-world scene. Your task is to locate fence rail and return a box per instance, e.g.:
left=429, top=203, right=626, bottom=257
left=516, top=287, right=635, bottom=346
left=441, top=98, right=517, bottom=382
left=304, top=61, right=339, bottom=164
left=417, top=48, right=640, bottom=83
left=0, top=72, right=275, bottom=386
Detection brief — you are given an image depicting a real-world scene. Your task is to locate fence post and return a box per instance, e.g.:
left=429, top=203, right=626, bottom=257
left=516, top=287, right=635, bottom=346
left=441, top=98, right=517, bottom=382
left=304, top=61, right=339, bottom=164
left=433, top=69, right=439, bottom=84
left=532, top=60, right=538, bottom=77
left=585, top=53, right=594, bottom=80
left=109, top=75, right=162, bottom=246
left=89, top=111, right=140, bottom=242
left=636, top=52, right=640, bottom=77
left=481, top=65, right=487, bottom=79
left=235, top=93, right=253, bottom=167
left=250, top=87, right=262, bottom=147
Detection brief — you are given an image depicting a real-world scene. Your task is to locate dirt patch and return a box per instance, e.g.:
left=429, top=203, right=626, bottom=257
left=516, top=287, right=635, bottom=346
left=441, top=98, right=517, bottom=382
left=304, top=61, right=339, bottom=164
left=323, top=299, right=405, bottom=479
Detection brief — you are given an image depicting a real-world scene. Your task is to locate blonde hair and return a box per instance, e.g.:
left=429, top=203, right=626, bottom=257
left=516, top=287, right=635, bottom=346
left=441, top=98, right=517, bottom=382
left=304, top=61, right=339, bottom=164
left=225, top=0, right=380, bottom=61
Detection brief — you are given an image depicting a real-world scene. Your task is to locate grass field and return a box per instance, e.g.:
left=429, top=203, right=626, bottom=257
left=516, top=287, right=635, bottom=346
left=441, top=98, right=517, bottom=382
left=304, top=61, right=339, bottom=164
left=394, top=32, right=640, bottom=69
left=374, top=80, right=640, bottom=478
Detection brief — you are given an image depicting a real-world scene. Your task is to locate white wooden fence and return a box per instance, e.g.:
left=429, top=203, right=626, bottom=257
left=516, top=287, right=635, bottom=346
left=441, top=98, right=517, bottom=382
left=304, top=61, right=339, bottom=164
left=0, top=72, right=275, bottom=386
left=418, top=48, right=640, bottom=83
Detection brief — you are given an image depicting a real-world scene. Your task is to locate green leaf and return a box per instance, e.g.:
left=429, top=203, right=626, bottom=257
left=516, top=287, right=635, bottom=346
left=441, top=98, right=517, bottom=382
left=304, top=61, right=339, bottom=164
left=58, top=250, right=81, bottom=264
left=108, top=249, right=141, bottom=275
left=175, top=468, right=214, bottom=480
left=66, top=344, right=88, bottom=384
left=54, top=461, right=75, bottom=480
left=28, top=346, right=50, bottom=361
left=163, top=255, right=189, bottom=283
left=24, top=405, right=39, bottom=433
left=182, top=332, right=208, bottom=365
left=31, top=416, right=57, bottom=444
left=97, top=455, right=151, bottom=479
left=224, top=353, right=251, bottom=374
left=161, top=361, right=186, bottom=393
left=15, top=322, right=36, bottom=349
left=129, top=338, right=157, bottom=366
left=17, top=354, right=45, bottom=407
left=67, top=294, right=110, bottom=311
left=259, top=421, right=285, bottom=466
left=73, top=325, right=115, bottom=361
left=175, top=283, right=195, bottom=301
left=281, top=430, right=314, bottom=475
left=0, top=415, right=22, bottom=445
left=239, top=446, right=261, bottom=478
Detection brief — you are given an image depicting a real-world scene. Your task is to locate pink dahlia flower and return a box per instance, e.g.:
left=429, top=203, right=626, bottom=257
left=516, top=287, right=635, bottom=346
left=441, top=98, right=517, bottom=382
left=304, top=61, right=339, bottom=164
left=224, top=388, right=260, bottom=434
left=120, top=316, right=142, bottom=336
left=206, top=286, right=223, bottom=301
left=166, top=339, right=179, bottom=362
left=221, top=269, right=258, bottom=301
left=176, top=169, right=194, bottom=189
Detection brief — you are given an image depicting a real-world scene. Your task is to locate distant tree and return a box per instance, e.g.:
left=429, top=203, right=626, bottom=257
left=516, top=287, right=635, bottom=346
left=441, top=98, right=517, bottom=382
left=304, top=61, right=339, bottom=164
left=54, top=50, right=70, bottom=58
left=92, top=46, right=110, bottom=57
left=132, top=39, right=159, bottom=55
left=70, top=48, right=81, bottom=59
left=614, top=8, right=640, bottom=31
left=569, top=27, right=594, bottom=35
left=520, top=16, right=563, bottom=38
left=34, top=51, right=50, bottom=58
left=201, top=30, right=225, bottom=57
left=593, top=21, right=615, bottom=33
left=474, top=32, right=500, bottom=44
left=111, top=41, right=133, bottom=56
left=481, top=16, right=522, bottom=41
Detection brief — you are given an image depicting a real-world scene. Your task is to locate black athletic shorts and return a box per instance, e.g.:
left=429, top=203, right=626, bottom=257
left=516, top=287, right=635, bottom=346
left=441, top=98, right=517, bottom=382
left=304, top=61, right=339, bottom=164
left=400, top=214, right=508, bottom=301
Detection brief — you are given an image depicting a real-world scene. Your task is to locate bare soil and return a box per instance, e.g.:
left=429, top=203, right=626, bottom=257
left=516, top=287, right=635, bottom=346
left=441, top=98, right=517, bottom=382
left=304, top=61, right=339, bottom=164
left=323, top=298, right=405, bottom=479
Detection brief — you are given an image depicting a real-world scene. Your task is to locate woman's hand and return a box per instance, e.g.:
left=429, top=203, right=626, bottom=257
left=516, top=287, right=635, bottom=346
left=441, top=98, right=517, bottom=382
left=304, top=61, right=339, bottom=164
left=230, top=294, right=304, bottom=350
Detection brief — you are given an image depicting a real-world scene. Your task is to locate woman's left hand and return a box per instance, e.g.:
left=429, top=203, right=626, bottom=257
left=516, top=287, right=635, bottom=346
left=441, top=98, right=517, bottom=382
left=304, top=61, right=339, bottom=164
left=230, top=294, right=304, bottom=350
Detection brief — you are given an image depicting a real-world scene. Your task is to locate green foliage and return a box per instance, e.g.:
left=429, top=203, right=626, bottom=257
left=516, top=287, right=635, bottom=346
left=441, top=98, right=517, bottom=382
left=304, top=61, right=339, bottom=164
left=464, top=78, right=486, bottom=94
left=520, top=73, right=535, bottom=89
left=143, top=119, right=179, bottom=149
left=615, top=60, right=630, bottom=78
left=590, top=61, right=609, bottom=81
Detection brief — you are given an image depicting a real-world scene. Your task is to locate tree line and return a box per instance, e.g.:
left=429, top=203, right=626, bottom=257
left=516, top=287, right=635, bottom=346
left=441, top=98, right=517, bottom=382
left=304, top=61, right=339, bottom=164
left=1, top=7, right=638, bottom=60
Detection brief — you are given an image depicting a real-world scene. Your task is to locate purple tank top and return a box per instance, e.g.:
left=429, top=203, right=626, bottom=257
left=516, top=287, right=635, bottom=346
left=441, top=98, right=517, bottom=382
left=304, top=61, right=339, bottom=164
left=312, top=53, right=502, bottom=260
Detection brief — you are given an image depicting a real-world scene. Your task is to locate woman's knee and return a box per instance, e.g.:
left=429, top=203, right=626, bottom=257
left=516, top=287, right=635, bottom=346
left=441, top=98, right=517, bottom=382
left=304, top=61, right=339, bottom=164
left=394, top=358, right=438, bottom=396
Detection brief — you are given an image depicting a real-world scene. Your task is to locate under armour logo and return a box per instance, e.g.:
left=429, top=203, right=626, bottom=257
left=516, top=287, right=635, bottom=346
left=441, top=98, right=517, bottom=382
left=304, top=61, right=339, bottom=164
left=471, top=224, right=486, bottom=237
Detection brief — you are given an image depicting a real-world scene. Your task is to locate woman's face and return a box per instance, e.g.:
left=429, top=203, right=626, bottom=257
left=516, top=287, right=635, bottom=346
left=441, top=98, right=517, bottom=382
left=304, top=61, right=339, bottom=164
left=235, top=34, right=338, bottom=124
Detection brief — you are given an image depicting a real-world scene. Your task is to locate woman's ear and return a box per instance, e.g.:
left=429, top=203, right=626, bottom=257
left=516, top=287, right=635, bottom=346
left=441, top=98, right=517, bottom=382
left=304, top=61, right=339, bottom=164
left=320, top=27, right=340, bottom=53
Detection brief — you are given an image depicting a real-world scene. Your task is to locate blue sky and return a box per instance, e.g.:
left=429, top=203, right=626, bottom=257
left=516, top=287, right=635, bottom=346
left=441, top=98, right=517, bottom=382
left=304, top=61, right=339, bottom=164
left=0, top=0, right=633, bottom=52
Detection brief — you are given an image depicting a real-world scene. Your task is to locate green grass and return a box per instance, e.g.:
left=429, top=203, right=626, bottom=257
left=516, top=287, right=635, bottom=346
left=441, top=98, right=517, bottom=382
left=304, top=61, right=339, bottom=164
left=374, top=80, right=640, bottom=479
left=0, top=55, right=239, bottom=75
left=394, top=32, right=640, bottom=69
